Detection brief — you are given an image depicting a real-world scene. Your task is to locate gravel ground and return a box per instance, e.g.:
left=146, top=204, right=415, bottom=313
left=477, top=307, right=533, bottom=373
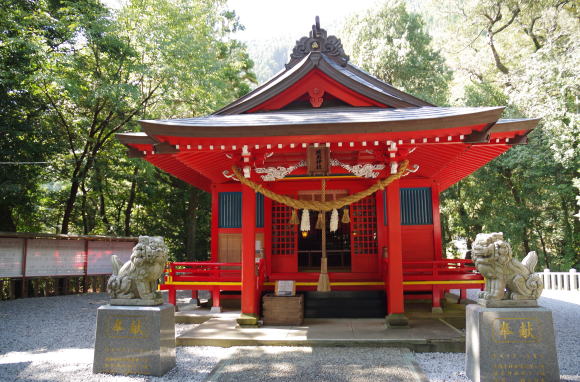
left=1, top=290, right=579, bottom=381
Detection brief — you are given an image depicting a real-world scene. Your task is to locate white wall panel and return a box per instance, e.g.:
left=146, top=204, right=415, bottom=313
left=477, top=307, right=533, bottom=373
left=87, top=241, right=135, bottom=275
left=26, top=239, right=85, bottom=277
left=0, top=238, right=24, bottom=277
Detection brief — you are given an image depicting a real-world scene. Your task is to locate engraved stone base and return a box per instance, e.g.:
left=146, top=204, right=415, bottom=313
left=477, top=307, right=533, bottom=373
left=466, top=304, right=559, bottom=382
left=93, top=304, right=175, bottom=376
left=109, top=298, right=164, bottom=306
left=477, top=299, right=538, bottom=308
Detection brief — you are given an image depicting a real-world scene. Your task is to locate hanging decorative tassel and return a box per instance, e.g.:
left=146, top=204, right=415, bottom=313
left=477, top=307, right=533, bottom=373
left=315, top=211, right=323, bottom=230
left=342, top=207, right=350, bottom=224
left=330, top=209, right=339, bottom=232
left=289, top=209, right=299, bottom=225
left=300, top=209, right=310, bottom=232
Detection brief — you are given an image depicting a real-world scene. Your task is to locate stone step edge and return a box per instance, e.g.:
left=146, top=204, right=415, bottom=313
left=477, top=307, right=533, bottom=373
left=176, top=337, right=465, bottom=352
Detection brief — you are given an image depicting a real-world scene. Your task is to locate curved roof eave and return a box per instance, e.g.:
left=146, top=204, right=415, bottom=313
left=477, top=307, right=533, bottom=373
left=139, top=106, right=505, bottom=139
left=212, top=54, right=315, bottom=115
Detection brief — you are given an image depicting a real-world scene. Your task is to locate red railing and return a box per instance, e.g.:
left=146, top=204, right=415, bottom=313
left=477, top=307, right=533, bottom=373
left=381, top=258, right=480, bottom=280
left=402, top=259, right=480, bottom=281
left=161, top=258, right=481, bottom=308
left=161, top=260, right=267, bottom=308
left=166, top=261, right=242, bottom=283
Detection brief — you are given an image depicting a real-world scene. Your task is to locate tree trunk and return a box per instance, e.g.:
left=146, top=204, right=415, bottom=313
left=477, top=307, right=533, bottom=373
left=0, top=204, right=16, bottom=232
left=124, top=167, right=139, bottom=237
left=95, top=165, right=110, bottom=231
left=501, top=168, right=530, bottom=254
left=536, top=228, right=550, bottom=269
left=61, top=156, right=97, bottom=234
left=81, top=180, right=89, bottom=235
left=61, top=176, right=81, bottom=235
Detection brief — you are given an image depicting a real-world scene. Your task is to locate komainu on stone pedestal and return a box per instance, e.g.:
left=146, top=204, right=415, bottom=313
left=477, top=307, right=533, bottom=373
left=107, top=236, right=168, bottom=305
left=472, top=232, right=543, bottom=302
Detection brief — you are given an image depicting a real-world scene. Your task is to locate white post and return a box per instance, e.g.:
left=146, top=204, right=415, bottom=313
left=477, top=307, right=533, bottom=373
left=570, top=269, right=578, bottom=291
left=544, top=269, right=551, bottom=289
left=551, top=272, right=557, bottom=290
left=564, top=270, right=571, bottom=291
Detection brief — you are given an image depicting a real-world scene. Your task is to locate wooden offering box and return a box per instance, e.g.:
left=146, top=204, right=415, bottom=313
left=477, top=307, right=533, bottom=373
left=262, top=294, right=304, bottom=326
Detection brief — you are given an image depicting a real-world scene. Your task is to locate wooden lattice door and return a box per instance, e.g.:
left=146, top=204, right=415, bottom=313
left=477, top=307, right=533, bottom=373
left=350, top=195, right=379, bottom=273
left=270, top=200, right=298, bottom=273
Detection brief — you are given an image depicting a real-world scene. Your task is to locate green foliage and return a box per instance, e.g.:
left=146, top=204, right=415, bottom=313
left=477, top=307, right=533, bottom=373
left=341, top=0, right=452, bottom=105
left=0, top=0, right=63, bottom=231
left=425, top=0, right=579, bottom=270
left=2, top=0, right=255, bottom=261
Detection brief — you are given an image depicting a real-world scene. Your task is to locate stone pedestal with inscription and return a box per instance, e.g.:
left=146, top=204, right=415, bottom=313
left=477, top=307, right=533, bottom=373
left=466, top=304, right=559, bottom=382
left=93, top=304, right=175, bottom=376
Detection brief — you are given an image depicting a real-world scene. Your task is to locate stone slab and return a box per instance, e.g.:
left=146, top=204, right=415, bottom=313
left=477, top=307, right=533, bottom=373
left=466, top=304, right=559, bottom=382
left=93, top=304, right=176, bottom=376
left=178, top=317, right=464, bottom=352
left=109, top=297, right=164, bottom=306
left=477, top=299, right=538, bottom=308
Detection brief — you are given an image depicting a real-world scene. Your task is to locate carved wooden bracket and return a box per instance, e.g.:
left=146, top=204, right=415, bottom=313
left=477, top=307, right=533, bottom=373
left=463, top=123, right=495, bottom=143
left=127, top=147, right=145, bottom=158
left=508, top=133, right=529, bottom=145
left=154, top=142, right=178, bottom=154
left=308, top=87, right=325, bottom=108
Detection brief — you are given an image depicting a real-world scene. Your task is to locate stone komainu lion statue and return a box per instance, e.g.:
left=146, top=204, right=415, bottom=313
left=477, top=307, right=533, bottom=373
left=107, top=236, right=168, bottom=301
left=472, top=232, right=543, bottom=301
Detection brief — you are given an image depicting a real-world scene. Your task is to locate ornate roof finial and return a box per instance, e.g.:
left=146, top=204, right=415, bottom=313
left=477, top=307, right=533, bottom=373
left=286, top=16, right=349, bottom=69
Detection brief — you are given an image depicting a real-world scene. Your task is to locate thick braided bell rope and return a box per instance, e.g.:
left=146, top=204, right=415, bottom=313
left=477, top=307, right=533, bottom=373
left=232, top=160, right=409, bottom=211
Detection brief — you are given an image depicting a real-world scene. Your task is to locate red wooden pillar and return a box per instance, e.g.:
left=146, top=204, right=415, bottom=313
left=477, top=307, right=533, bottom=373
left=238, top=183, right=258, bottom=325
left=376, top=191, right=387, bottom=279
left=386, top=179, right=408, bottom=327
left=210, top=185, right=219, bottom=262
left=431, top=184, right=443, bottom=260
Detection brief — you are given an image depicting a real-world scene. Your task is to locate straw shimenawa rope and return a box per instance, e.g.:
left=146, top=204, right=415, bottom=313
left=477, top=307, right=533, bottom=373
left=231, top=160, right=409, bottom=211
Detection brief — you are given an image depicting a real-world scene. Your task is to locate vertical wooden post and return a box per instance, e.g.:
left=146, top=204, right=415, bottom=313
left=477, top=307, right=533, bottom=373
left=376, top=191, right=387, bottom=279
left=20, top=238, right=28, bottom=298
left=210, top=185, right=219, bottom=262
left=386, top=180, right=408, bottom=327
left=238, top=183, right=258, bottom=325
left=83, top=240, right=89, bottom=292
left=431, top=184, right=443, bottom=260
left=263, top=196, right=273, bottom=277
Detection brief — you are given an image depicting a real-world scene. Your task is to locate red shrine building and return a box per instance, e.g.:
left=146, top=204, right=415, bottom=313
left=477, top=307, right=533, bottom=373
left=117, top=19, right=537, bottom=326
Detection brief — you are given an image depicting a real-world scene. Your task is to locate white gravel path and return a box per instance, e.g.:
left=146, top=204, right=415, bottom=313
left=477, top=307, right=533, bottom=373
left=1, top=290, right=579, bottom=381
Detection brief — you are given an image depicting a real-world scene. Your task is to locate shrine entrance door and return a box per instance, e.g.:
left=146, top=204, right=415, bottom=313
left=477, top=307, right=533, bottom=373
left=296, top=190, right=351, bottom=272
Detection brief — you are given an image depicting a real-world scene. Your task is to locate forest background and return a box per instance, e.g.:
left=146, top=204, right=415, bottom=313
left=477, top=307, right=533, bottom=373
left=1, top=0, right=578, bottom=270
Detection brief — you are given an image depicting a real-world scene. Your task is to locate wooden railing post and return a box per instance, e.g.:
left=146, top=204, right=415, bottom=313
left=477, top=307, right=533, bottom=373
left=20, top=238, right=28, bottom=298
left=571, top=269, right=578, bottom=291
left=564, top=270, right=571, bottom=291
left=544, top=269, right=551, bottom=289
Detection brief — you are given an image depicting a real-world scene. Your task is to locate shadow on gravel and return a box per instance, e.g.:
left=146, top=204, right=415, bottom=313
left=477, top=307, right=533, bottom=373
left=0, top=293, right=108, bottom=354
left=205, top=347, right=426, bottom=382
left=0, top=361, right=32, bottom=379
